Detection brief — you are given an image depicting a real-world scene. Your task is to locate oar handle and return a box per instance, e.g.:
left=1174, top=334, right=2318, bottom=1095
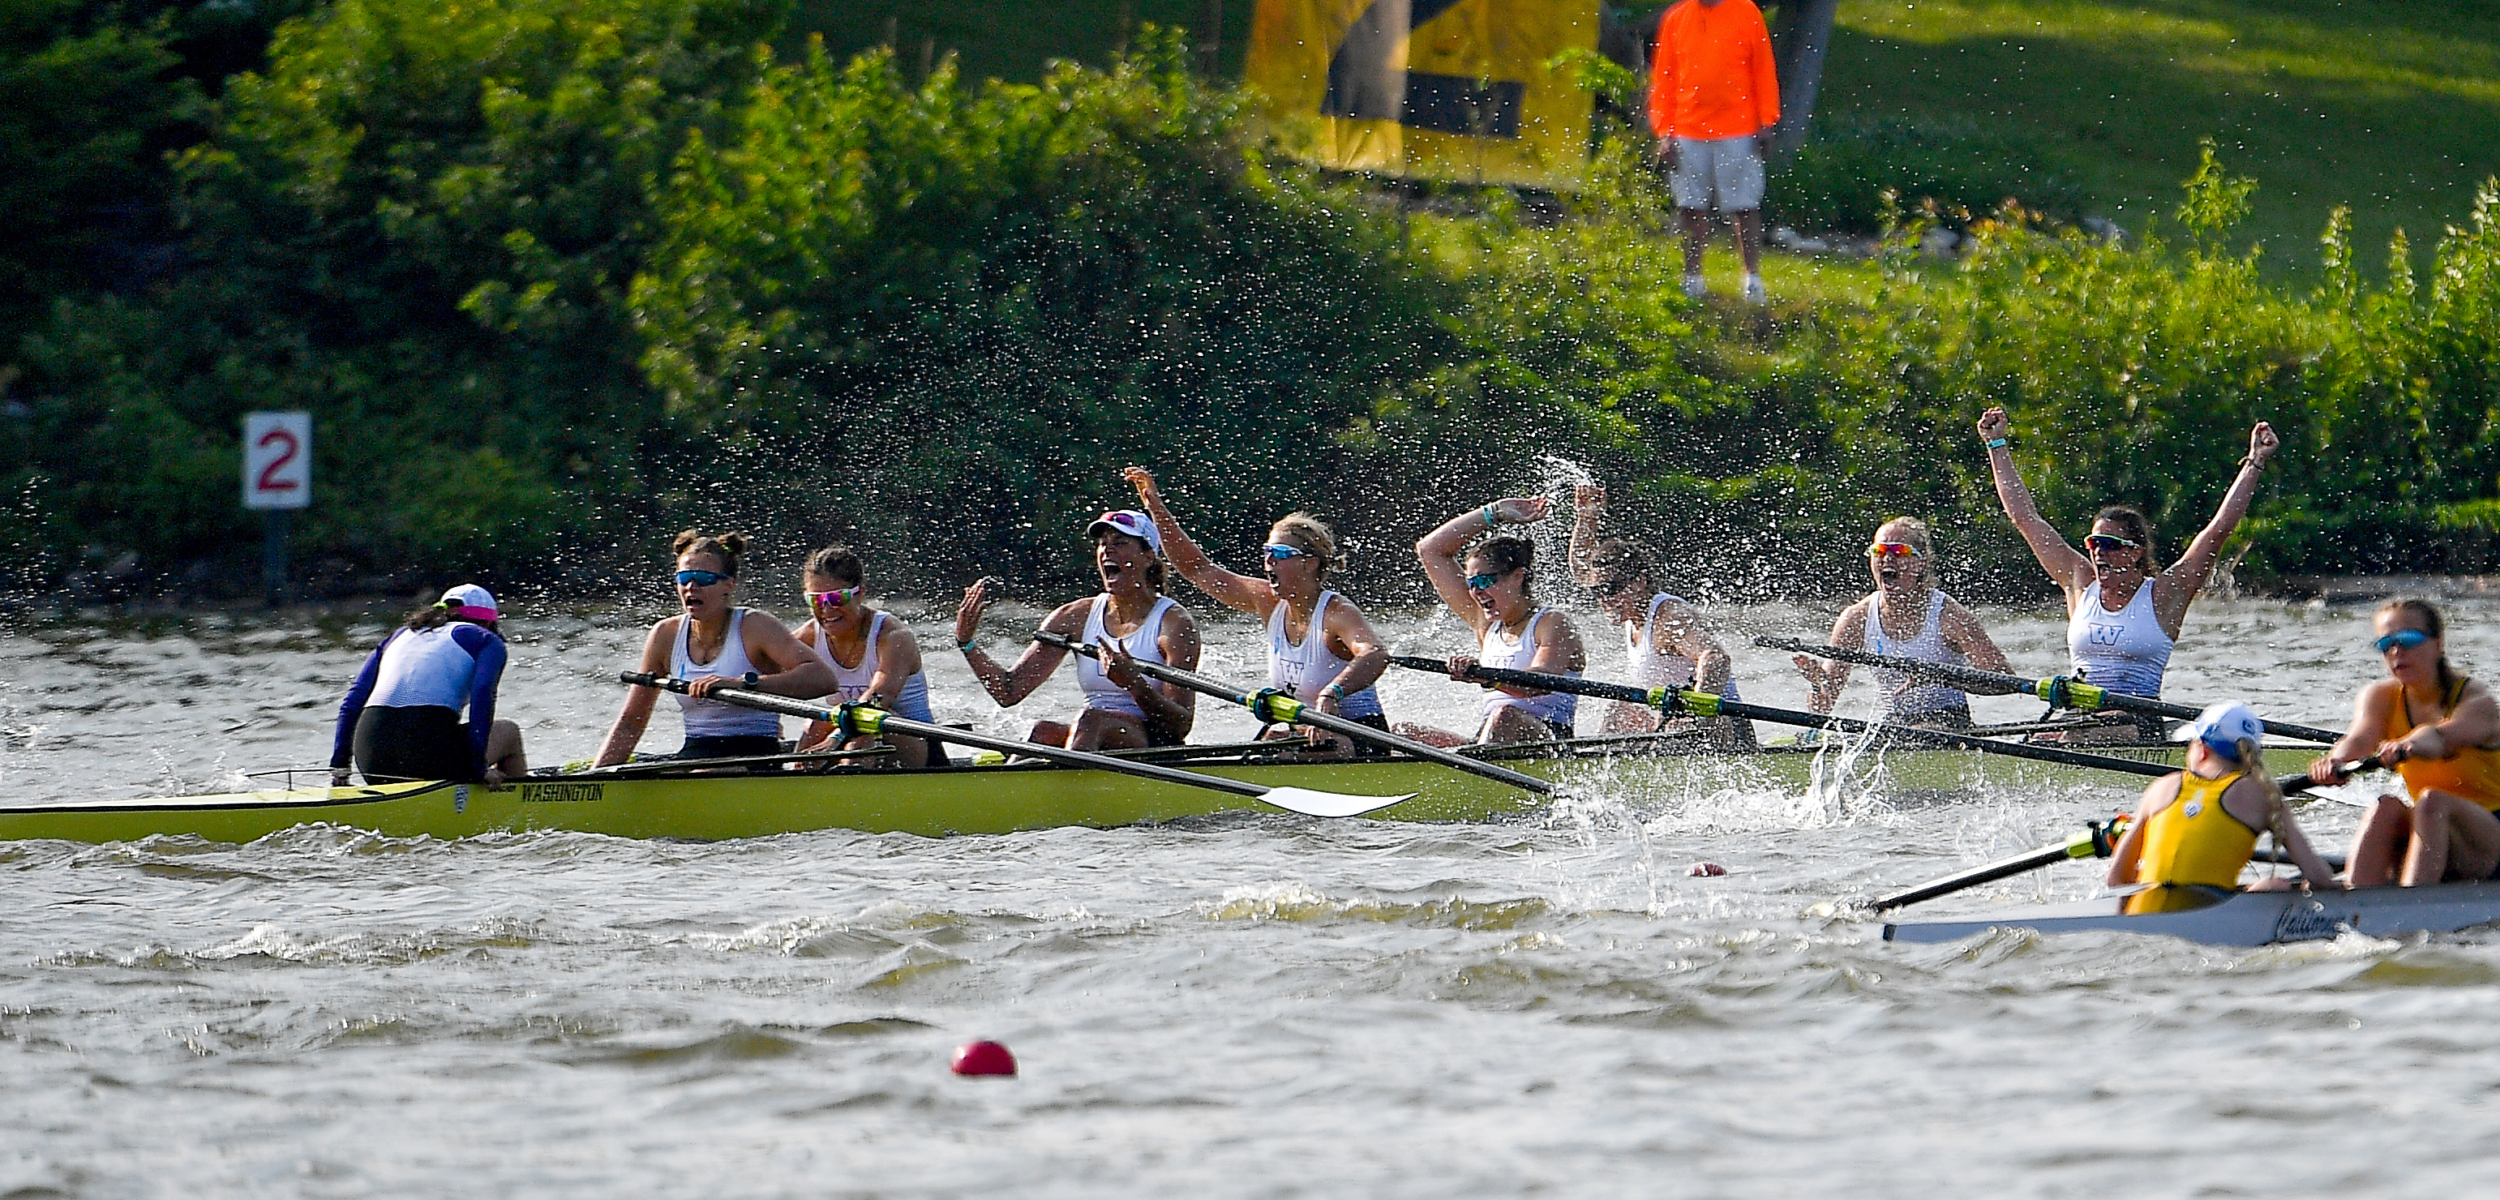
left=1386, top=655, right=1657, bottom=706
left=1760, top=637, right=2345, bottom=744
left=1047, top=635, right=1556, bottom=795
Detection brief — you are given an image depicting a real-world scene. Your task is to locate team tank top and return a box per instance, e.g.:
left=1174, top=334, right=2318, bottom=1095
left=1077, top=594, right=1177, bottom=719
left=2386, top=676, right=2500, bottom=810
left=1481, top=608, right=1577, bottom=728
left=803, top=612, right=934, bottom=722
left=1265, top=590, right=1383, bottom=719
left=1865, top=589, right=1966, bottom=720
left=2069, top=579, right=2174, bottom=698
left=1626, top=593, right=1738, bottom=699
left=671, top=608, right=782, bottom=739
left=2124, top=770, right=2259, bottom=914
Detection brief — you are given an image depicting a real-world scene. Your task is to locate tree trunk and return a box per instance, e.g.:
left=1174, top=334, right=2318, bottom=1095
left=1768, top=0, right=1838, bottom=158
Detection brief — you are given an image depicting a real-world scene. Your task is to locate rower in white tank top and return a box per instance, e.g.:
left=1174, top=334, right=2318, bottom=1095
left=1077, top=593, right=1177, bottom=719
left=1482, top=608, right=1577, bottom=732
left=1865, top=589, right=1970, bottom=721
left=1626, top=592, right=1740, bottom=700
left=671, top=608, right=782, bottom=739
left=1266, top=590, right=1384, bottom=719
left=2069, top=579, right=2173, bottom=698
left=803, top=611, right=935, bottom=722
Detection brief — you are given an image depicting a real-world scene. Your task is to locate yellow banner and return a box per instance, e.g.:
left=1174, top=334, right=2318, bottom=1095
left=1246, top=0, right=1598, bottom=189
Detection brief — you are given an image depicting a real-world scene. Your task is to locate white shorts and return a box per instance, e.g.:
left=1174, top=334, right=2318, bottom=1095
left=1668, top=135, right=1765, bottom=212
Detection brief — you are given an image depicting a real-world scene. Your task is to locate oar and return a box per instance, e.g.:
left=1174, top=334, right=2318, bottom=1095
left=617, top=672, right=1413, bottom=818
left=1386, top=655, right=2185, bottom=780
left=1034, top=631, right=1555, bottom=797
left=1757, top=636, right=2344, bottom=744
left=1868, top=756, right=2381, bottom=911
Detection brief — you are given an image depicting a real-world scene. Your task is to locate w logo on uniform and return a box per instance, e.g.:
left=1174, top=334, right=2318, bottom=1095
left=2088, top=623, right=2125, bottom=646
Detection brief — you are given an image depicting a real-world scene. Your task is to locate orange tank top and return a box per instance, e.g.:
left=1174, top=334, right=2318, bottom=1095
left=2386, top=676, right=2500, bottom=811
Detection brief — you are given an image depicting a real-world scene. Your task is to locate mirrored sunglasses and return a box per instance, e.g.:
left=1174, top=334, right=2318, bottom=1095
left=807, top=586, right=864, bottom=610
left=2375, top=628, right=2433, bottom=653
left=675, top=569, right=729, bottom=587
left=1465, top=572, right=1507, bottom=591
left=1865, top=542, right=1920, bottom=560
left=1262, top=543, right=1313, bottom=561
left=2084, top=533, right=2141, bottom=552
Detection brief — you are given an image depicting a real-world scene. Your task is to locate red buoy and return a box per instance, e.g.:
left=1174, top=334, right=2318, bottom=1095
left=951, top=1040, right=1017, bottom=1077
left=1687, top=861, right=1726, bottom=877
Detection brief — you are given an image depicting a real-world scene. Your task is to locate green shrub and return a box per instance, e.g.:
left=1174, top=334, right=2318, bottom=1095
left=1774, top=114, right=2090, bottom=235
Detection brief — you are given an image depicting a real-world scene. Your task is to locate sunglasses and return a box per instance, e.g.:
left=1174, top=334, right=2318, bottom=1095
left=1262, top=543, right=1313, bottom=561
left=1465, top=571, right=1513, bottom=591
left=675, top=569, right=730, bottom=587
left=807, top=586, right=864, bottom=611
left=2084, top=533, right=2142, bottom=553
left=2375, top=628, right=2433, bottom=653
left=1592, top=576, right=1638, bottom=597
left=1865, top=542, right=1920, bottom=561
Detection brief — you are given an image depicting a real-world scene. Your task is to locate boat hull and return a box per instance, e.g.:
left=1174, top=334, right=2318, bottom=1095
left=1884, top=881, right=2500, bottom=947
left=0, top=741, right=2320, bottom=845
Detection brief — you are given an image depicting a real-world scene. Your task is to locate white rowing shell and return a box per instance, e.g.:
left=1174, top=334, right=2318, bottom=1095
left=1884, top=881, right=2500, bottom=947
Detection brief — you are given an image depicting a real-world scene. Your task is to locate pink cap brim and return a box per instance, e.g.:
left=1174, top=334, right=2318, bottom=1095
left=448, top=605, right=499, bottom=622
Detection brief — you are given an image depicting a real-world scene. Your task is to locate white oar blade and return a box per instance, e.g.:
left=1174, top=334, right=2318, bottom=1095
left=1258, top=788, right=1415, bottom=819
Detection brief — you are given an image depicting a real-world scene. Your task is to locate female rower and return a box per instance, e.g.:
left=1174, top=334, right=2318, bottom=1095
left=1410, top=497, right=1588, bottom=746
left=2107, top=702, right=2339, bottom=912
left=1123, top=466, right=1388, bottom=757
left=1977, top=407, right=2278, bottom=738
left=1566, top=484, right=1750, bottom=747
left=2310, top=599, right=2500, bottom=886
left=593, top=531, right=837, bottom=766
left=954, top=510, right=1201, bottom=751
left=331, top=584, right=527, bottom=786
left=1790, top=516, right=2012, bottom=730
left=791, top=545, right=939, bottom=768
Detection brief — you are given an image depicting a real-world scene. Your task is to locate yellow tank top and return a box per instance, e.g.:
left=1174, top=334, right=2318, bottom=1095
left=2124, top=770, right=2258, bottom=915
left=2386, top=676, right=2500, bottom=811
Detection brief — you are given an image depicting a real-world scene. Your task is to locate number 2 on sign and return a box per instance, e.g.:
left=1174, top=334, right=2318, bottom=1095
left=255, top=429, right=300, bottom=493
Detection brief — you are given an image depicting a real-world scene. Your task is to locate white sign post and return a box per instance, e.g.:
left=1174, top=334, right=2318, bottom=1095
left=243, top=412, right=311, bottom=604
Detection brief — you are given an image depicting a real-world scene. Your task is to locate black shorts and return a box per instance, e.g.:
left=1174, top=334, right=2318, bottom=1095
left=353, top=705, right=475, bottom=783
left=673, top=734, right=786, bottom=761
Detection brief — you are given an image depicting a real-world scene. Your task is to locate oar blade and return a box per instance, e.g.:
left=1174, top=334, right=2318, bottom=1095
left=1257, top=787, right=1416, bottom=819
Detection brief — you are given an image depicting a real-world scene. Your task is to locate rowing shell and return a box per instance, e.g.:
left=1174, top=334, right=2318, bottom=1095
left=1884, top=882, right=2500, bottom=947
left=0, top=738, right=2325, bottom=845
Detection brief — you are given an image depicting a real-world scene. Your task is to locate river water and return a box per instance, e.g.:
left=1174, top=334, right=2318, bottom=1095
left=3, top=593, right=2494, bottom=1196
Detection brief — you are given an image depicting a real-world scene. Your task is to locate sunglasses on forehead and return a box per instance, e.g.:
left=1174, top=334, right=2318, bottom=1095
left=2084, top=533, right=2142, bottom=553
left=2375, top=628, right=2433, bottom=653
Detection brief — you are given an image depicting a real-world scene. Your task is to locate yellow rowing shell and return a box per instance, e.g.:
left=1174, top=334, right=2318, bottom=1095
left=0, top=741, right=2327, bottom=844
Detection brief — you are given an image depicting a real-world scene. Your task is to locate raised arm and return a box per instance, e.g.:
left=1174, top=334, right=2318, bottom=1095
left=1938, top=597, right=2014, bottom=674
left=955, top=584, right=1080, bottom=708
left=593, top=621, right=675, bottom=767
left=1124, top=465, right=1274, bottom=617
left=1416, top=497, right=1548, bottom=636
left=1977, top=407, right=2093, bottom=601
left=1568, top=484, right=1608, bottom=585
left=2151, top=422, right=2279, bottom=634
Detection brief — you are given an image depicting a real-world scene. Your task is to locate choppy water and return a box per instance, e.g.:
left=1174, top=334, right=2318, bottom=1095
left=4, top=593, right=2496, bottom=1196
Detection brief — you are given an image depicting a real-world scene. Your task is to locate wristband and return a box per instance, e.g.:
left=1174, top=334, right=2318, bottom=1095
left=1321, top=682, right=1347, bottom=700
left=958, top=637, right=978, bottom=652
left=1482, top=504, right=1497, bottom=528
left=1985, top=438, right=2008, bottom=450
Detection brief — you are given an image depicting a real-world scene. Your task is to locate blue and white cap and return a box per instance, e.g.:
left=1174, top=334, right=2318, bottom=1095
left=1086, top=510, right=1163, bottom=556
left=2171, top=701, right=2263, bottom=760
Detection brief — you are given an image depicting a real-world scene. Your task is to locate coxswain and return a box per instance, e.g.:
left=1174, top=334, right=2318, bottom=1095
left=791, top=545, right=940, bottom=768
left=1124, top=466, right=1389, bottom=757
left=1977, top=406, right=2278, bottom=740
left=1791, top=517, right=2012, bottom=731
left=1567, top=484, right=1750, bottom=747
left=954, top=510, right=1201, bottom=751
left=331, top=584, right=526, bottom=785
left=593, top=531, right=837, bottom=765
left=2106, top=702, right=2339, bottom=913
left=2311, top=599, right=2500, bottom=886
left=1409, top=497, right=1588, bottom=746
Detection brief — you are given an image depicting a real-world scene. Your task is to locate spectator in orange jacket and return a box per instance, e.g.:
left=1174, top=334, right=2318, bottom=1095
left=1647, top=0, right=1780, bottom=305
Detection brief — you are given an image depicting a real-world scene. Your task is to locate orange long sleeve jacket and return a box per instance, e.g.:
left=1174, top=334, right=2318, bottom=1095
left=1646, top=0, right=1781, bottom=141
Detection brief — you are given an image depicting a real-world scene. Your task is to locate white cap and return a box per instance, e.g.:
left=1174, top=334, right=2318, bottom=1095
left=2171, top=701, right=2262, bottom=759
left=438, top=583, right=500, bottom=622
left=1085, top=510, right=1163, bottom=556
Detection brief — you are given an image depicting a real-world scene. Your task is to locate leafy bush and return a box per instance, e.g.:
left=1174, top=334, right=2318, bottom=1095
left=1774, top=114, right=2090, bottom=235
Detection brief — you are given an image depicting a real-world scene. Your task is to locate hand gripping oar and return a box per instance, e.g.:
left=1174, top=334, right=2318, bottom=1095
left=1756, top=636, right=2345, bottom=745
left=1386, top=655, right=2189, bottom=780
left=1033, top=631, right=1555, bottom=797
left=617, top=672, right=1413, bottom=818
left=1868, top=755, right=2382, bottom=911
